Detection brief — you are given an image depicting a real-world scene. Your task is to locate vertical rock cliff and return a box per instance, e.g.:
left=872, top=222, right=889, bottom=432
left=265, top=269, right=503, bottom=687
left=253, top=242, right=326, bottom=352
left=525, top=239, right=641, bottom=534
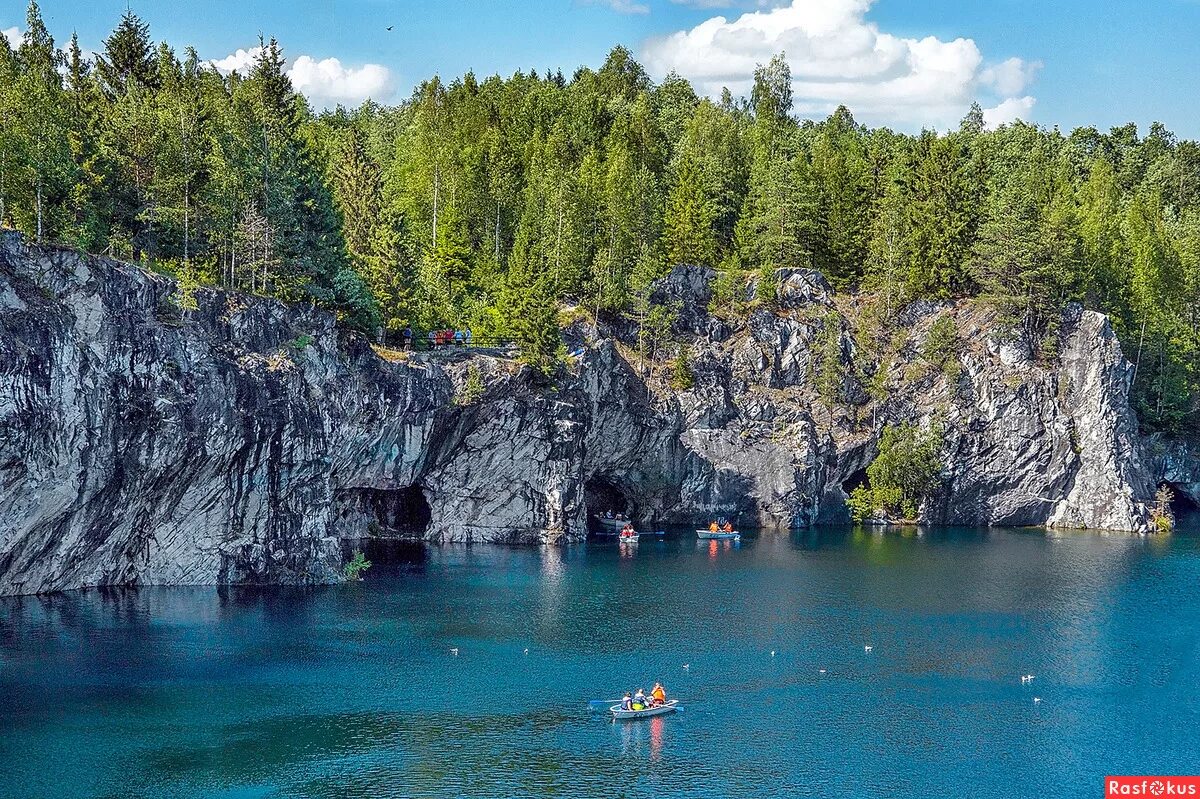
left=0, top=234, right=1174, bottom=594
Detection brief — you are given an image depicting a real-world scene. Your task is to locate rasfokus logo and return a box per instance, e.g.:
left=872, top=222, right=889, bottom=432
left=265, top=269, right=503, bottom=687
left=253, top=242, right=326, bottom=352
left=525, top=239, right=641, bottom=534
left=1107, top=777, right=1200, bottom=796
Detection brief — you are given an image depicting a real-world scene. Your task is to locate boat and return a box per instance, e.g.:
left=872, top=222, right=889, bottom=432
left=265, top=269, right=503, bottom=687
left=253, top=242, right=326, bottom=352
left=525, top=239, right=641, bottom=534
left=619, top=531, right=640, bottom=543
left=696, top=529, right=740, bottom=541
left=611, top=699, right=678, bottom=719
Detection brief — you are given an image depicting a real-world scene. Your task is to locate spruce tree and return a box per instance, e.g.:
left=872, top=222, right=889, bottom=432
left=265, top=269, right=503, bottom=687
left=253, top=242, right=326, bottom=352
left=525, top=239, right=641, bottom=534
left=95, top=10, right=157, bottom=96
left=663, top=153, right=717, bottom=266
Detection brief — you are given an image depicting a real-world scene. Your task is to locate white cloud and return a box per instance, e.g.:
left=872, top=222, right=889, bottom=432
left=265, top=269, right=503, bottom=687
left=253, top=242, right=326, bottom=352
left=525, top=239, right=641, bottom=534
left=641, top=0, right=1040, bottom=130
left=983, top=96, right=1035, bottom=129
left=980, top=57, right=1041, bottom=96
left=288, top=55, right=393, bottom=107
left=209, top=46, right=263, bottom=75
left=2, top=26, right=21, bottom=48
left=590, top=0, right=651, bottom=13
left=209, top=47, right=394, bottom=109
left=671, top=0, right=790, bottom=8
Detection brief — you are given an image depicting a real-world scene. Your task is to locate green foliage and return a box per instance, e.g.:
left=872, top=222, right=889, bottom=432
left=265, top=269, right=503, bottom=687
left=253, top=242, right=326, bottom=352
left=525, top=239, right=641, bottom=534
left=847, top=422, right=945, bottom=522
left=637, top=301, right=678, bottom=362
left=456, top=364, right=485, bottom=406
left=0, top=16, right=1198, bottom=427
left=754, top=261, right=777, bottom=305
left=172, top=265, right=199, bottom=312
left=343, top=549, right=371, bottom=581
left=921, top=315, right=961, bottom=379
left=663, top=153, right=717, bottom=266
left=289, top=334, right=313, bottom=350
left=670, top=349, right=695, bottom=390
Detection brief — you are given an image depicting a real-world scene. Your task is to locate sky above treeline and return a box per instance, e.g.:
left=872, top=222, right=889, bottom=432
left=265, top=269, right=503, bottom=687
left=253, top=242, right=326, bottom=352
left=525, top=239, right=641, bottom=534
left=4, top=0, right=1198, bottom=137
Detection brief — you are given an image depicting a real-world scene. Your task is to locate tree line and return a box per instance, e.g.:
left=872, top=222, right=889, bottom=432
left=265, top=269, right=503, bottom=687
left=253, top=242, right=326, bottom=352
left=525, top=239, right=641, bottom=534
left=2, top=3, right=1198, bottom=430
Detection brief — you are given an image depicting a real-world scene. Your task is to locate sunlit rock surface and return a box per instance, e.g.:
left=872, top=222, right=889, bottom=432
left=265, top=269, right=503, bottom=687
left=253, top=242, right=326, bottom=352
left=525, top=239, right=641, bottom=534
left=0, top=235, right=1173, bottom=594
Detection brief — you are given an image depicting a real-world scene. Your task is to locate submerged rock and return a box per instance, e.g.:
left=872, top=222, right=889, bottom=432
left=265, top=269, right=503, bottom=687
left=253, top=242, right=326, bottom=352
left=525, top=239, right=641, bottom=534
left=0, top=233, right=1176, bottom=594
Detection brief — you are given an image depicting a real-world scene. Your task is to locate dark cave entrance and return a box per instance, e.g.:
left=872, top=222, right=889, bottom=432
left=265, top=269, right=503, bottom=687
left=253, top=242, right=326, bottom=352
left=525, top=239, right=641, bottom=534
left=1160, top=481, right=1200, bottom=521
left=842, top=468, right=869, bottom=496
left=336, top=485, right=432, bottom=537
left=584, top=475, right=637, bottom=534
left=335, top=486, right=433, bottom=569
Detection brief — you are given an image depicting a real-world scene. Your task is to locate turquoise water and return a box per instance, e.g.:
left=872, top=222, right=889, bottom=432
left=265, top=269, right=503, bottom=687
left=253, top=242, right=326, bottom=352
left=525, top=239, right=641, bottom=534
left=2, top=526, right=1199, bottom=799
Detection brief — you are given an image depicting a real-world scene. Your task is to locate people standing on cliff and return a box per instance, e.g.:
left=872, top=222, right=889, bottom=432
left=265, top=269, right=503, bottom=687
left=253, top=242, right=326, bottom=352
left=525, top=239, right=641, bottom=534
left=427, top=330, right=437, bottom=349
left=402, top=325, right=413, bottom=351
left=464, top=328, right=473, bottom=347
left=454, top=329, right=465, bottom=346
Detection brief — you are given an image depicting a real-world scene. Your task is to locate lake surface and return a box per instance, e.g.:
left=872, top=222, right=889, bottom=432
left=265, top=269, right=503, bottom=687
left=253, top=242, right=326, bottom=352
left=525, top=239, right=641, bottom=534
left=2, top=526, right=1199, bottom=799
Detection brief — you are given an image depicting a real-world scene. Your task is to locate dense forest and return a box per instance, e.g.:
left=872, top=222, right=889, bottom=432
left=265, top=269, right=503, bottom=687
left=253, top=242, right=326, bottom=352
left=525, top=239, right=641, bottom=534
left=2, top=3, right=1198, bottom=431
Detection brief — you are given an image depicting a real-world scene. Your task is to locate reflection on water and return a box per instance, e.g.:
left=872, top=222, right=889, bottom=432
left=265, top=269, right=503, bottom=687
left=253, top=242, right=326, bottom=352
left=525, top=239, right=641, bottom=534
left=1, top=527, right=1199, bottom=799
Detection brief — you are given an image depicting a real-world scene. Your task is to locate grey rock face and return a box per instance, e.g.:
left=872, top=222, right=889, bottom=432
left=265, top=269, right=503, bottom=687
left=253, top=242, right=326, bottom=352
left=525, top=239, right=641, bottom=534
left=0, top=235, right=1166, bottom=594
left=776, top=268, right=835, bottom=309
left=1146, top=437, right=1200, bottom=513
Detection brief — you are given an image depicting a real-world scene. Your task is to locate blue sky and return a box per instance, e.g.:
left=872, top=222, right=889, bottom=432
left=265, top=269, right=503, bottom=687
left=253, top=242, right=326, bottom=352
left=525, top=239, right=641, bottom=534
left=5, top=0, right=1199, bottom=137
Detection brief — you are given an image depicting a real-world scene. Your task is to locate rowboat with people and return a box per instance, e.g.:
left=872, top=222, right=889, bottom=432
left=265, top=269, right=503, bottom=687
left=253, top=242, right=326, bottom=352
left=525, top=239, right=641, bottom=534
left=698, top=517, right=740, bottom=540
left=610, top=683, right=674, bottom=719
left=611, top=699, right=678, bottom=719
left=696, top=529, right=740, bottom=541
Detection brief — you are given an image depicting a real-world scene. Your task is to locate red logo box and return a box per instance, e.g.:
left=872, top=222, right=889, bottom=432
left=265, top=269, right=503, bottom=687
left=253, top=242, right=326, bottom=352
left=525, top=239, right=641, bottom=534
left=1107, top=777, right=1200, bottom=796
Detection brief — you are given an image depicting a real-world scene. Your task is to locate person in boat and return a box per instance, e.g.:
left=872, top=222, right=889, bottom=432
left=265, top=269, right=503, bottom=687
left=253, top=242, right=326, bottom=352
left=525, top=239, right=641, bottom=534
left=605, top=509, right=613, bottom=519
left=632, top=688, right=647, bottom=710
left=621, top=523, right=635, bottom=536
left=621, top=692, right=633, bottom=711
left=651, top=682, right=666, bottom=706
left=722, top=521, right=733, bottom=533
left=708, top=521, right=719, bottom=533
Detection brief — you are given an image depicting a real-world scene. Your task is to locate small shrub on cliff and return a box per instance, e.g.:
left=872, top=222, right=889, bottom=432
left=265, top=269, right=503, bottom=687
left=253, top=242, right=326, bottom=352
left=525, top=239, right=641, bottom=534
left=814, top=313, right=845, bottom=420
left=847, top=421, right=945, bottom=523
left=456, top=364, right=485, bottom=406
left=709, top=256, right=746, bottom=319
left=344, top=549, right=372, bottom=581
left=289, top=334, right=313, bottom=350
left=1150, top=485, right=1176, bottom=534
left=172, top=267, right=200, bottom=312
left=670, top=350, right=695, bottom=390
left=755, top=261, right=777, bottom=306
left=921, top=315, right=961, bottom=380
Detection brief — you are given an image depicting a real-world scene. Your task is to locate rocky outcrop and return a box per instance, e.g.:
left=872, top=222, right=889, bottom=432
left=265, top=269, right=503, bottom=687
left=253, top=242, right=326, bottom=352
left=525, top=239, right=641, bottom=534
left=0, top=235, right=1164, bottom=594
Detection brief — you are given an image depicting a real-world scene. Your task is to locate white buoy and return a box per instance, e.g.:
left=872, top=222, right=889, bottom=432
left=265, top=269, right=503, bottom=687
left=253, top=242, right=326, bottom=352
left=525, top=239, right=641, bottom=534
left=682, top=663, right=690, bottom=670
left=1033, top=697, right=1041, bottom=704
left=1021, top=674, right=1035, bottom=684
left=819, top=668, right=827, bottom=674
left=451, top=647, right=459, bottom=656
left=523, top=648, right=529, bottom=656
left=771, top=650, right=776, bottom=657
left=864, top=645, right=873, bottom=653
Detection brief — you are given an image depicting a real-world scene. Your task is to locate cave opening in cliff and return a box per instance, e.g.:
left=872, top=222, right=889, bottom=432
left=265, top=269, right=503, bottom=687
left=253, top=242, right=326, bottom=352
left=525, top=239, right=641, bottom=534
left=1161, top=481, right=1199, bottom=521
left=584, top=475, right=636, bottom=534
left=842, top=468, right=870, bottom=496
left=336, top=485, right=432, bottom=539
